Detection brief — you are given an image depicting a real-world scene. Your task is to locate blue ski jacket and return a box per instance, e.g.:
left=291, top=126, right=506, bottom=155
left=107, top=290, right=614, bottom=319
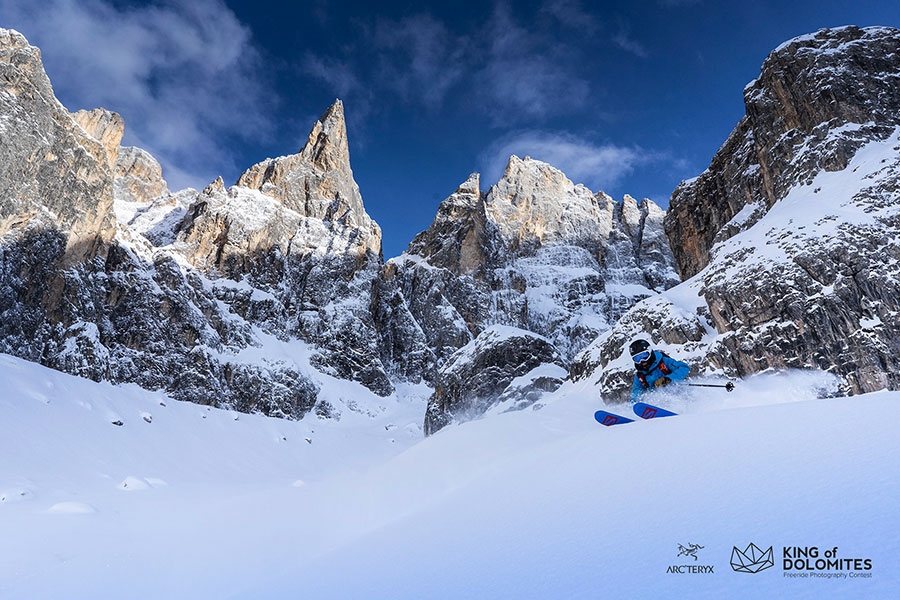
left=630, top=350, right=690, bottom=403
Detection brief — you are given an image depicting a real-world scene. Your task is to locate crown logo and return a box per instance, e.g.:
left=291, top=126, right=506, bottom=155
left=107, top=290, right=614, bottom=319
left=730, top=543, right=774, bottom=573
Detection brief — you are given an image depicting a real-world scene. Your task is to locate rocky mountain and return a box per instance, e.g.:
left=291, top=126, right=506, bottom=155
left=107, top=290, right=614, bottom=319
left=4, top=26, right=669, bottom=428
left=2, top=25, right=898, bottom=434
left=423, top=325, right=567, bottom=435
left=169, top=100, right=392, bottom=397
left=575, top=25, right=900, bottom=401
left=0, top=29, right=364, bottom=418
left=0, top=30, right=117, bottom=264
left=389, top=157, right=680, bottom=433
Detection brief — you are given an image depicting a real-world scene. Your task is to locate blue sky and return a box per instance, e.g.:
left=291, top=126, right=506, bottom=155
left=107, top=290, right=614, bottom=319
left=2, top=0, right=900, bottom=258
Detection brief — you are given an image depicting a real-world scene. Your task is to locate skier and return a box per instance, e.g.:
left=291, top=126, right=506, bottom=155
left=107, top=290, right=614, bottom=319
left=629, top=339, right=689, bottom=403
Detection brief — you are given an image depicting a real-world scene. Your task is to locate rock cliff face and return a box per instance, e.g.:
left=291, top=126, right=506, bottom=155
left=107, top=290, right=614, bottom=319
left=666, top=26, right=900, bottom=279
left=0, top=30, right=117, bottom=263
left=578, top=26, right=900, bottom=401
left=423, top=326, right=566, bottom=435
left=114, top=146, right=170, bottom=206
left=406, top=173, right=494, bottom=276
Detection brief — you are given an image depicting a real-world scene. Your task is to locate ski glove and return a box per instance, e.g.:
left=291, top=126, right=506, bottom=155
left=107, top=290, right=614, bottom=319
left=654, top=377, right=671, bottom=388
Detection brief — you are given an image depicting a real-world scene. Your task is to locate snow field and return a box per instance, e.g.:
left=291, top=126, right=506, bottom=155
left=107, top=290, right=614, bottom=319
left=1, top=353, right=898, bottom=599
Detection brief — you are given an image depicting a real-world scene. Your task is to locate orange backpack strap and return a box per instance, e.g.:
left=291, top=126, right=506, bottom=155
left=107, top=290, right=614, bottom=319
left=658, top=359, right=672, bottom=376
left=637, top=372, right=649, bottom=388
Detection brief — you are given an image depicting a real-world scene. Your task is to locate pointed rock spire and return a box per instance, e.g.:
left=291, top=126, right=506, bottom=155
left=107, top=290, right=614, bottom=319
left=300, top=99, right=350, bottom=172
left=235, top=99, right=350, bottom=200
left=407, top=172, right=492, bottom=275
left=233, top=99, right=381, bottom=255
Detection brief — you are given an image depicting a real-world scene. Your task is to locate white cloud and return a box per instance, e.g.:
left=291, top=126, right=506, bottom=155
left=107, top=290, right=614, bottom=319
left=612, top=23, right=649, bottom=58
left=0, top=0, right=273, bottom=190
left=479, top=130, right=657, bottom=191
left=301, top=3, right=594, bottom=127
left=475, top=3, right=590, bottom=123
left=371, top=14, right=469, bottom=110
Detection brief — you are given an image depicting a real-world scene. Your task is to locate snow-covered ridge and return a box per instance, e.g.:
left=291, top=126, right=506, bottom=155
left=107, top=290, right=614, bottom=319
left=708, top=123, right=900, bottom=275
left=772, top=24, right=899, bottom=54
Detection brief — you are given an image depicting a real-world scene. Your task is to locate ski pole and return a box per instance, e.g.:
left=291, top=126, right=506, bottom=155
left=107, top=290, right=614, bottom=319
left=687, top=382, right=735, bottom=392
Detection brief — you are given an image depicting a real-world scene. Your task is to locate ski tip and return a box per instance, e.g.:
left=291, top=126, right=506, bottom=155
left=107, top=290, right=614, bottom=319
left=594, top=410, right=634, bottom=426
left=632, top=402, right=678, bottom=419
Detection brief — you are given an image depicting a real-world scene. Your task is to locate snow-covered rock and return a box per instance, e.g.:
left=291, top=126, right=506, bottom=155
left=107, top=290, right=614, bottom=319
left=0, top=28, right=320, bottom=416
left=169, top=101, right=391, bottom=396
left=579, top=26, right=900, bottom=401
left=423, top=325, right=566, bottom=434
left=667, top=25, right=900, bottom=279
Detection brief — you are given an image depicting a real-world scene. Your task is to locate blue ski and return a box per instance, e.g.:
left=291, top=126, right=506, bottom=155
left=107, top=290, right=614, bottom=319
left=594, top=410, right=634, bottom=426
left=633, top=402, right=677, bottom=420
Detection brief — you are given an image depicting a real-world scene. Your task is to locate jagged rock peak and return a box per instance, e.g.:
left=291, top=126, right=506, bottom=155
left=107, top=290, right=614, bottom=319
left=236, top=99, right=350, bottom=194
left=301, top=98, right=350, bottom=171
left=453, top=172, right=481, bottom=201
left=114, top=146, right=170, bottom=205
left=429, top=172, right=482, bottom=212
left=485, top=155, right=613, bottom=256
left=408, top=157, right=677, bottom=283
left=72, top=109, right=124, bottom=170
left=406, top=172, right=490, bottom=275
left=204, top=176, right=226, bottom=195
left=233, top=99, right=380, bottom=255
left=0, top=29, right=49, bottom=88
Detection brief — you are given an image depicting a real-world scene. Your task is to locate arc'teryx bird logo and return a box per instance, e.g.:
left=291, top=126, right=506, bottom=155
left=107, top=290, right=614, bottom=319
left=677, top=543, right=704, bottom=561
left=666, top=542, right=713, bottom=574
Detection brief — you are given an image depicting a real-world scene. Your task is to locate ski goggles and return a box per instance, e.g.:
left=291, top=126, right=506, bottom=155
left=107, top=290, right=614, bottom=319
left=632, top=350, right=652, bottom=363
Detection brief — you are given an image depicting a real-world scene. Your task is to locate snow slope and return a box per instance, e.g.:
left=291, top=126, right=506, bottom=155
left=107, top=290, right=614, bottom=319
left=1, top=354, right=897, bottom=599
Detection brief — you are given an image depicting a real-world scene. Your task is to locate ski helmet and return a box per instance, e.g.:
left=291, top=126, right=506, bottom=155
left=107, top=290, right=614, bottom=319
left=629, top=339, right=650, bottom=355
left=629, top=339, right=652, bottom=364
